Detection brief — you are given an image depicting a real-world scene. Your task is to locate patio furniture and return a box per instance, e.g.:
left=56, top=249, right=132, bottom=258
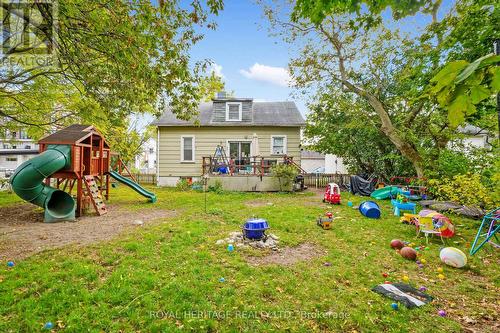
left=416, top=216, right=444, bottom=244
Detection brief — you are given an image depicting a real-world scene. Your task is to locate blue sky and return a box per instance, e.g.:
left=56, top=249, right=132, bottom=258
left=187, top=0, right=455, bottom=119
left=188, top=1, right=303, bottom=111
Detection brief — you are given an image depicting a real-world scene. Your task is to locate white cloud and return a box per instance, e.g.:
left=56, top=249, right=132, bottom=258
left=210, top=63, right=224, bottom=78
left=239, top=63, right=292, bottom=87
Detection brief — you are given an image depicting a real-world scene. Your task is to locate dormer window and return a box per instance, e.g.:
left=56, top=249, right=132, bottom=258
left=225, top=102, right=242, bottom=121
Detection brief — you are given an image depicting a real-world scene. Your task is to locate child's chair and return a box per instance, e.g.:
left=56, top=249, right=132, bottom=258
left=416, top=216, right=445, bottom=244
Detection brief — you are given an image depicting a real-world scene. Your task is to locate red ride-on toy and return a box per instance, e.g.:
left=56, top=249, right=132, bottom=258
left=323, top=183, right=341, bottom=204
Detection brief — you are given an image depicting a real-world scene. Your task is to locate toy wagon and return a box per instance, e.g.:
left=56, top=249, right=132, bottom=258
left=323, top=182, right=341, bottom=204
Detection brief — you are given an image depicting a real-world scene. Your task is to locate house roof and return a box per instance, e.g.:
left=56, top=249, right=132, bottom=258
left=457, top=124, right=489, bottom=136
left=301, top=150, right=325, bottom=159
left=38, top=124, right=109, bottom=147
left=153, top=101, right=305, bottom=127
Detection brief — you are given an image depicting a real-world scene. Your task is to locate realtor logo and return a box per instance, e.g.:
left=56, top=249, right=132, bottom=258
left=1, top=0, right=56, bottom=57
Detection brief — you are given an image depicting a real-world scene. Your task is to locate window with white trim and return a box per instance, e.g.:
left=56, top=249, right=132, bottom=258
left=181, top=136, right=195, bottom=162
left=225, top=102, right=242, bottom=121
left=271, top=136, right=287, bottom=155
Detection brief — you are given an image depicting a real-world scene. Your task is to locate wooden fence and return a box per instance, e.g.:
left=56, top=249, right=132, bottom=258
left=302, top=173, right=351, bottom=188
left=127, top=173, right=351, bottom=188
left=130, top=173, right=156, bottom=185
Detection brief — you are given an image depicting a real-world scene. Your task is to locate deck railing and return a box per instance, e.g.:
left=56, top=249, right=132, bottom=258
left=202, top=155, right=303, bottom=177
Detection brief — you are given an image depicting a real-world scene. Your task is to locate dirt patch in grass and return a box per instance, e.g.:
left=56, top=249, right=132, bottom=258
left=0, top=203, right=176, bottom=261
left=246, top=242, right=326, bottom=266
left=244, top=199, right=275, bottom=208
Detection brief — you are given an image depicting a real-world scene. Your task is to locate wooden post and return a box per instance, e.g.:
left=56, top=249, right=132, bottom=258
left=105, top=173, right=110, bottom=200
left=76, top=177, right=83, bottom=217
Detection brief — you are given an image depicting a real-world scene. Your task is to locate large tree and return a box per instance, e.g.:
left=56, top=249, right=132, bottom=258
left=263, top=0, right=498, bottom=177
left=0, top=0, right=223, bottom=129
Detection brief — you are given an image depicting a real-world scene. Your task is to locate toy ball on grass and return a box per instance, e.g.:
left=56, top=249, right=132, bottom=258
left=390, top=239, right=405, bottom=250
left=400, top=247, right=417, bottom=261
left=391, top=303, right=399, bottom=310
left=43, top=322, right=53, bottom=330
left=439, top=247, right=467, bottom=268
left=347, top=201, right=353, bottom=207
left=7, top=261, right=15, bottom=267
left=438, top=310, right=447, bottom=317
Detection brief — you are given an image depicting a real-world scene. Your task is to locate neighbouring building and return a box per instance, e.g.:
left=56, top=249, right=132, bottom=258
left=456, top=124, right=492, bottom=149
left=134, top=138, right=156, bottom=174
left=153, top=94, right=305, bottom=191
left=300, top=150, right=348, bottom=174
left=0, top=129, right=39, bottom=178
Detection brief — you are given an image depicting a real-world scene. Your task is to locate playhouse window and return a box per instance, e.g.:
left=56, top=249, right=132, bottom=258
left=181, top=136, right=195, bottom=162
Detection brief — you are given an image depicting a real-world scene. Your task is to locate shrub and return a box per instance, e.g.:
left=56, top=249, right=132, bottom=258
left=208, top=180, right=224, bottom=194
left=427, top=174, right=496, bottom=209
left=175, top=179, right=191, bottom=191
left=271, top=163, right=298, bottom=192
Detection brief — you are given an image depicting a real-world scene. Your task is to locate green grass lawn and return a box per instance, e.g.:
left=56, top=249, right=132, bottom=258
left=0, top=187, right=498, bottom=332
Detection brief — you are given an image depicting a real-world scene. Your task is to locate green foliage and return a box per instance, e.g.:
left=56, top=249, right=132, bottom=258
left=305, top=91, right=414, bottom=179
left=266, top=0, right=498, bottom=178
left=175, top=179, right=191, bottom=191
left=292, top=0, right=433, bottom=24
left=427, top=174, right=497, bottom=209
left=426, top=54, right=500, bottom=127
left=1, top=0, right=223, bottom=129
left=207, top=180, right=224, bottom=194
left=433, top=150, right=471, bottom=179
left=0, top=187, right=497, bottom=332
left=271, top=163, right=298, bottom=191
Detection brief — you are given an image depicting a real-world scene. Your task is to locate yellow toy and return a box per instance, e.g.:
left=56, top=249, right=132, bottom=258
left=400, top=213, right=419, bottom=226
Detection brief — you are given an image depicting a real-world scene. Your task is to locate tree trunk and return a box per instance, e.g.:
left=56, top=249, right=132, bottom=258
left=365, top=95, right=425, bottom=178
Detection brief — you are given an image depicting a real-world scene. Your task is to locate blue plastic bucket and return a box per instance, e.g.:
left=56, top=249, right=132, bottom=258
left=359, top=201, right=381, bottom=219
left=243, top=218, right=269, bottom=239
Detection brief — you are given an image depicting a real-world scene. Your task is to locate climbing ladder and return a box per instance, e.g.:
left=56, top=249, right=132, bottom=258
left=83, top=175, right=108, bottom=216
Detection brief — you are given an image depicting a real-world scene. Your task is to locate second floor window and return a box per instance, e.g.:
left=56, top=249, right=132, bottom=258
left=225, top=102, right=242, bottom=121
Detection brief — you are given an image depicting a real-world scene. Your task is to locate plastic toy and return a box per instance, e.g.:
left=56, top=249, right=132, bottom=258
left=391, top=198, right=416, bottom=216
left=390, top=239, right=404, bottom=249
left=347, top=201, right=353, bottom=207
left=436, top=267, right=443, bottom=273
left=439, top=247, right=467, bottom=268
left=400, top=213, right=419, bottom=225
left=437, top=274, right=445, bottom=280
left=43, top=322, right=53, bottom=330
left=438, top=310, right=446, bottom=317
left=227, top=244, right=234, bottom=252
left=371, top=186, right=400, bottom=200
left=418, top=211, right=455, bottom=240
left=323, top=183, right=341, bottom=204
left=317, top=212, right=333, bottom=229
left=219, top=277, right=225, bottom=282
left=402, top=275, right=409, bottom=282
left=470, top=207, right=499, bottom=255
left=9, top=125, right=156, bottom=222
left=400, top=247, right=417, bottom=260
left=391, top=303, right=399, bottom=310
left=419, top=286, right=427, bottom=292
left=359, top=201, right=381, bottom=218
left=382, top=272, right=388, bottom=278
left=7, top=261, right=14, bottom=267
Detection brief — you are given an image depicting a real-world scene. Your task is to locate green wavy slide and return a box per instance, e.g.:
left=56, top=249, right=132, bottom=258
left=107, top=170, right=157, bottom=203
left=10, top=145, right=76, bottom=223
